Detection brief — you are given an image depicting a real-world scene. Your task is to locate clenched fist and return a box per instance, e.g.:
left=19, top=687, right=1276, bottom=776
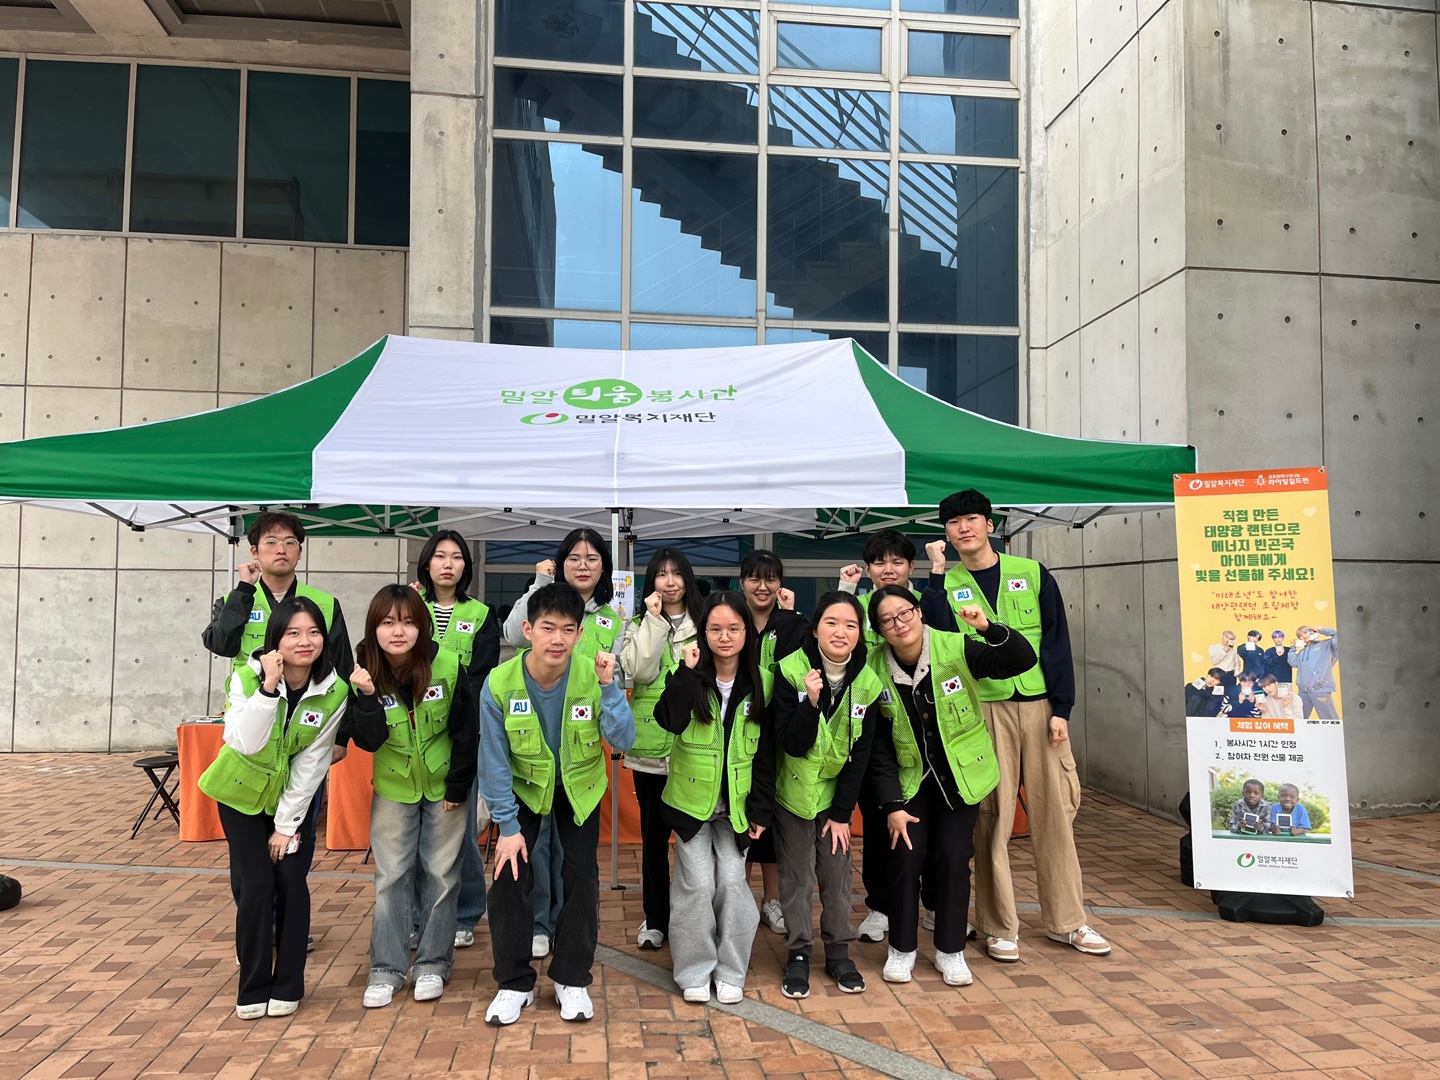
left=957, top=604, right=989, bottom=632
left=535, top=558, right=556, bottom=579
left=259, top=650, right=284, bottom=693
left=594, top=651, right=617, bottom=685
left=804, top=668, right=824, bottom=706
left=239, top=559, right=262, bottom=585
left=839, top=563, right=863, bottom=585
left=778, top=587, right=796, bottom=611
left=645, top=591, right=663, bottom=618
left=350, top=664, right=375, bottom=695
left=926, top=539, right=948, bottom=573
left=682, top=642, right=701, bottom=668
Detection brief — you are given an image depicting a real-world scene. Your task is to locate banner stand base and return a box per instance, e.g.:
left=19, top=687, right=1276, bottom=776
left=1212, top=891, right=1325, bottom=926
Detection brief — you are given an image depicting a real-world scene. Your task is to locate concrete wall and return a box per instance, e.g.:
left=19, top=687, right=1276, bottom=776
left=1025, top=0, right=1440, bottom=818
left=0, top=234, right=408, bottom=752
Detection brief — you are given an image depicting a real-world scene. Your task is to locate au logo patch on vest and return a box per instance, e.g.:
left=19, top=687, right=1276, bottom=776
left=456, top=621, right=475, bottom=634
left=572, top=705, right=592, bottom=722
left=380, top=695, right=397, bottom=709
left=299, top=710, right=324, bottom=727
left=422, top=685, right=445, bottom=703
left=509, top=698, right=532, bottom=716
left=248, top=609, right=265, bottom=622
left=952, top=588, right=973, bottom=603
left=879, top=688, right=892, bottom=704
left=941, top=676, right=964, bottom=696
left=594, top=616, right=613, bottom=630
left=1006, top=578, right=1030, bottom=593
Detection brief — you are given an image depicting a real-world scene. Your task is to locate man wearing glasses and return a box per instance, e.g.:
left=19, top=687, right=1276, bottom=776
left=203, top=511, right=355, bottom=701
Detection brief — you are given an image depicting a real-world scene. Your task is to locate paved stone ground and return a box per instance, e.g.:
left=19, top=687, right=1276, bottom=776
left=1, top=753, right=1438, bottom=1079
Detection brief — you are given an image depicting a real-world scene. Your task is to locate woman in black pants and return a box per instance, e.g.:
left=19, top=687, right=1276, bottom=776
left=198, top=597, right=349, bottom=1019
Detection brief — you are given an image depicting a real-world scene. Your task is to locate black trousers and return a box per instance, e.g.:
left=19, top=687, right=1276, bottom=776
left=488, top=784, right=601, bottom=991
left=631, top=769, right=672, bottom=935
left=858, top=771, right=890, bottom=916
left=888, top=775, right=979, bottom=954
left=219, top=801, right=314, bottom=1006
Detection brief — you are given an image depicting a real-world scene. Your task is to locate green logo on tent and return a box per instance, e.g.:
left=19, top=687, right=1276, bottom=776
left=520, top=412, right=569, bottom=426
left=563, top=379, right=643, bottom=410
left=1237, top=852, right=1256, bottom=868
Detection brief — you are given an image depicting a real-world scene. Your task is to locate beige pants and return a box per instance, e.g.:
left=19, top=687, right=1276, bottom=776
left=972, top=699, right=1087, bottom=939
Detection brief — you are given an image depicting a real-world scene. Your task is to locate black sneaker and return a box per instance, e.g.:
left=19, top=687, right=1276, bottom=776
left=825, top=958, right=866, bottom=994
left=781, top=954, right=810, bottom=999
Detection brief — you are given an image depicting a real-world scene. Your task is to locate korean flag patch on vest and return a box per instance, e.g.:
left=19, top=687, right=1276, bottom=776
left=509, top=698, right=531, bottom=716
left=572, top=704, right=592, bottom=723
left=1006, top=578, right=1029, bottom=593
left=299, top=709, right=324, bottom=727
left=455, top=620, right=475, bottom=634
left=422, top=685, right=445, bottom=703
left=850, top=703, right=868, bottom=720
left=941, top=676, right=964, bottom=696
left=952, top=588, right=973, bottom=603
left=594, top=616, right=613, bottom=630
left=248, top=609, right=265, bottom=622
left=380, top=695, right=397, bottom=710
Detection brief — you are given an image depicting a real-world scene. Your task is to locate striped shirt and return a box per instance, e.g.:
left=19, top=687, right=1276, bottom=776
left=432, top=604, right=453, bottom=639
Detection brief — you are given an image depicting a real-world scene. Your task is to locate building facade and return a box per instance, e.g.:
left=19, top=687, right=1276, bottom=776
left=0, top=0, right=1434, bottom=820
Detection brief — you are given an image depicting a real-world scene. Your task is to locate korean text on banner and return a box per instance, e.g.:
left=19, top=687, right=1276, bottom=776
left=1174, top=467, right=1353, bottom=898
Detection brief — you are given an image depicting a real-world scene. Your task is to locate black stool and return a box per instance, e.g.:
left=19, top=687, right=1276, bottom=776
left=131, top=752, right=180, bottom=839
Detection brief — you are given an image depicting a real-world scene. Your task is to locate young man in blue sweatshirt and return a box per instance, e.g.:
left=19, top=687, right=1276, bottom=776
left=478, top=583, right=635, bottom=1026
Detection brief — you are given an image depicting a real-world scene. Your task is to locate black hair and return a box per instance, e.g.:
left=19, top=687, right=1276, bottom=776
left=1247, top=629, right=1262, bottom=640
left=642, top=546, right=703, bottom=629
left=861, top=529, right=916, bottom=566
left=416, top=530, right=474, bottom=602
left=1238, top=672, right=1256, bottom=682
left=553, top=527, right=614, bottom=606
left=739, top=548, right=784, bottom=582
left=262, top=596, right=333, bottom=684
left=684, top=591, right=762, bottom=725
left=867, top=584, right=923, bottom=636
left=248, top=510, right=306, bottom=548
left=810, top=590, right=867, bottom=637
left=1206, top=667, right=1228, bottom=680
left=1242, top=778, right=1265, bottom=793
left=938, top=488, right=992, bottom=525
left=527, top=581, right=586, bottom=626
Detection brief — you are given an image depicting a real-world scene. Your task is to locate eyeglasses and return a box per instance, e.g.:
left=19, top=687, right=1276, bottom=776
left=564, top=554, right=603, bottom=567
left=876, top=607, right=919, bottom=632
left=260, top=537, right=301, bottom=550
left=705, top=626, right=745, bottom=639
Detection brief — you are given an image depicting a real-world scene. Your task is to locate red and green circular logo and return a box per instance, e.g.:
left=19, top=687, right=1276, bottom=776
left=1237, top=852, right=1256, bottom=868
left=520, top=412, right=569, bottom=426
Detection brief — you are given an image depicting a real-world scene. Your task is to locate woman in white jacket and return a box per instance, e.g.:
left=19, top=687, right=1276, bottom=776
left=617, top=546, right=702, bottom=949
left=198, top=597, right=348, bottom=1020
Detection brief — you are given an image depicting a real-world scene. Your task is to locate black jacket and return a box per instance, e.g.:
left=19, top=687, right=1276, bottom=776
left=348, top=639, right=479, bottom=804
left=757, top=608, right=811, bottom=671
left=771, top=639, right=881, bottom=823
left=652, top=663, right=776, bottom=846
left=867, top=624, right=1036, bottom=809
left=458, top=607, right=502, bottom=702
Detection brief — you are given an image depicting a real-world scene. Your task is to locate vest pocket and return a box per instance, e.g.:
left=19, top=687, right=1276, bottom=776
left=226, top=750, right=272, bottom=799
left=421, top=735, right=451, bottom=779
left=948, top=725, right=1001, bottom=805
left=571, top=719, right=603, bottom=762
left=505, top=716, right=542, bottom=757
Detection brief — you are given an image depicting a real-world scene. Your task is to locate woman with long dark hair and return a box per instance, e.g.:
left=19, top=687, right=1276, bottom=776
left=617, top=546, right=703, bottom=951
left=199, top=596, right=348, bottom=1019
left=652, top=591, right=774, bottom=1003
left=349, top=585, right=477, bottom=1008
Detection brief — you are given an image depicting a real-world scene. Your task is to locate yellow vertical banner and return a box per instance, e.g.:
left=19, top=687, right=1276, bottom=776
left=1175, top=467, right=1353, bottom=897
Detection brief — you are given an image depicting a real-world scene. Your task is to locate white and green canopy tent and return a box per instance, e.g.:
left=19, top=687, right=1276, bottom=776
left=0, top=335, right=1196, bottom=541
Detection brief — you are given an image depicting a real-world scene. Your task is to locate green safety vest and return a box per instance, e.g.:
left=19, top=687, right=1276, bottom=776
left=628, top=619, right=696, bottom=758
left=576, top=605, right=623, bottom=659
left=774, top=650, right=884, bottom=819
left=662, top=671, right=774, bottom=833
left=226, top=581, right=337, bottom=693
left=199, top=664, right=349, bottom=816
left=855, top=585, right=920, bottom=650
left=425, top=594, right=491, bottom=667
left=488, top=653, right=609, bottom=824
left=370, top=649, right=462, bottom=804
left=867, top=630, right=1000, bottom=806
left=943, top=554, right=1047, bottom=699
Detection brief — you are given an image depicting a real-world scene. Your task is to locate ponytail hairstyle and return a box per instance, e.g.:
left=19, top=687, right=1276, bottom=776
left=359, top=584, right=434, bottom=699
left=683, top=591, right=762, bottom=725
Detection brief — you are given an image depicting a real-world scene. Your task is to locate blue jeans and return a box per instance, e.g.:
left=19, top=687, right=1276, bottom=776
left=413, top=779, right=486, bottom=933
left=531, top=813, right=564, bottom=938
left=369, top=795, right=466, bottom=989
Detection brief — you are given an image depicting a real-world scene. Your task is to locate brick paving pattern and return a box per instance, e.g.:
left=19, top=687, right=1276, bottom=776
left=2, top=753, right=1438, bottom=1078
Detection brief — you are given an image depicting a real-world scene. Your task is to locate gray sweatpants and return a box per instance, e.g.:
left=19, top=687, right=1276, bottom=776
left=774, top=805, right=856, bottom=962
left=1300, top=689, right=1339, bottom=720
left=670, top=818, right=760, bottom=991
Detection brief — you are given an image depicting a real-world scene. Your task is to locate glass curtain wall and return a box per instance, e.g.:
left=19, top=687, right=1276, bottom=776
left=485, top=0, right=1022, bottom=421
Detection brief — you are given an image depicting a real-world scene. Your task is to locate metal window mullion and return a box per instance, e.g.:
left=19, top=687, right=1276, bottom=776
left=347, top=75, right=358, bottom=245
left=621, top=0, right=635, bottom=349
left=632, top=136, right=759, bottom=154
left=756, top=0, right=771, bottom=337
left=492, top=56, right=626, bottom=77
left=494, top=128, right=623, bottom=147
left=9, top=55, right=24, bottom=228
left=121, top=62, right=136, bottom=233
left=887, top=9, right=900, bottom=371
left=481, top=0, right=496, bottom=339
left=896, top=322, right=1018, bottom=335
left=235, top=67, right=248, bottom=239
left=490, top=305, right=625, bottom=323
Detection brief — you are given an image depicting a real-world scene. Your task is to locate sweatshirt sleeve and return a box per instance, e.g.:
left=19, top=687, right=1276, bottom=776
left=502, top=574, right=552, bottom=647
left=868, top=710, right=905, bottom=808
left=273, top=696, right=346, bottom=836
left=746, top=690, right=778, bottom=831
left=618, top=611, right=670, bottom=685
left=654, top=663, right=702, bottom=734
left=222, top=674, right=281, bottom=756
left=827, top=700, right=879, bottom=822
left=326, top=600, right=355, bottom=681
left=202, top=583, right=255, bottom=659
left=477, top=674, right=522, bottom=837
left=961, top=622, right=1038, bottom=682
left=443, top=673, right=479, bottom=804
left=347, top=689, right=390, bottom=753
left=1036, top=567, right=1076, bottom=721
left=922, top=572, right=960, bottom=633
left=772, top=668, right=822, bottom=758
left=466, top=608, right=502, bottom=698
left=600, top=677, right=636, bottom=753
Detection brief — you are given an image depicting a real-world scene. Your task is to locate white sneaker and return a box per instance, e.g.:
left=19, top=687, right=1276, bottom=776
left=922, top=908, right=936, bottom=931
left=858, top=910, right=889, bottom=943
left=882, top=946, right=916, bottom=983
left=715, top=981, right=743, bottom=1004
left=986, top=936, right=1020, bottom=962
left=682, top=984, right=711, bottom=1003
left=266, top=999, right=298, bottom=1017
left=1046, top=924, right=1112, bottom=956
left=454, top=929, right=475, bottom=948
left=532, top=934, right=551, bottom=959
left=413, top=973, right=444, bottom=1002
left=362, top=983, right=395, bottom=1008
left=485, top=988, right=534, bottom=1026
left=761, top=899, right=786, bottom=935
left=637, top=922, right=665, bottom=949
left=235, top=1002, right=267, bottom=1020
left=554, top=983, right=594, bottom=1022
left=933, top=949, right=973, bottom=987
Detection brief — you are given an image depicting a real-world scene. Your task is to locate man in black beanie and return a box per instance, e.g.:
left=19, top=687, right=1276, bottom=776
left=920, top=488, right=1110, bottom=963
